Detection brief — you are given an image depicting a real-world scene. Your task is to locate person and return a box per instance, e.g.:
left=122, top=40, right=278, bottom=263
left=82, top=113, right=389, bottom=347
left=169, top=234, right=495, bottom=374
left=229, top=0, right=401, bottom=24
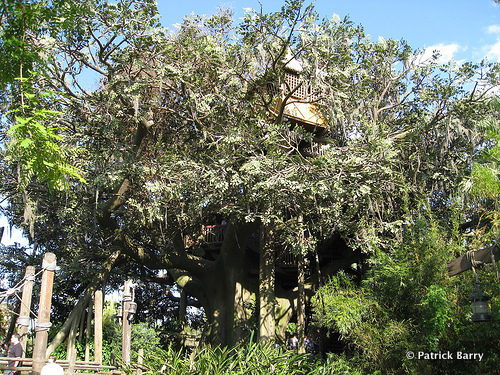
left=4, top=333, right=22, bottom=375
left=1, top=343, right=8, bottom=357
left=40, top=355, right=64, bottom=375
left=290, top=333, right=298, bottom=351
left=305, top=335, right=315, bottom=353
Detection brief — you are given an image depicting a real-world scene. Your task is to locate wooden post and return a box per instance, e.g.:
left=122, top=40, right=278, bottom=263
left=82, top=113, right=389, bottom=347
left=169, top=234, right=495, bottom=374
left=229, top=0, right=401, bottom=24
left=122, top=280, right=134, bottom=365
left=179, top=289, right=187, bottom=346
left=32, top=253, right=56, bottom=375
left=85, top=300, right=93, bottom=362
left=94, top=290, right=103, bottom=364
left=67, top=317, right=78, bottom=374
left=137, top=348, right=144, bottom=375
left=17, top=266, right=35, bottom=356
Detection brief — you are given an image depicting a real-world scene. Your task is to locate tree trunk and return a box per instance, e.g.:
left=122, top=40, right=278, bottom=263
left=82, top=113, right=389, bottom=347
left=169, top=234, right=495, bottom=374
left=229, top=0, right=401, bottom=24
left=197, top=218, right=258, bottom=346
left=259, top=223, right=275, bottom=343
left=297, top=252, right=306, bottom=354
left=46, top=249, right=121, bottom=355
left=275, top=296, right=293, bottom=344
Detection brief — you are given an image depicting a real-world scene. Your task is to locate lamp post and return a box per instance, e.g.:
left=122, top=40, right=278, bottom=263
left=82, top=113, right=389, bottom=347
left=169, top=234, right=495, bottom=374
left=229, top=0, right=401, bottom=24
left=121, top=280, right=137, bottom=365
left=470, top=281, right=491, bottom=322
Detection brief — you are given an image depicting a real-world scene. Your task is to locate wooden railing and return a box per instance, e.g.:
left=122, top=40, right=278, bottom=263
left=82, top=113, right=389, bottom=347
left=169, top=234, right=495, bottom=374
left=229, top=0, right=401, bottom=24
left=0, top=357, right=118, bottom=374
left=277, top=250, right=297, bottom=267
left=302, top=142, right=329, bottom=157
left=202, top=224, right=227, bottom=244
left=196, top=226, right=299, bottom=268
left=0, top=356, right=32, bottom=375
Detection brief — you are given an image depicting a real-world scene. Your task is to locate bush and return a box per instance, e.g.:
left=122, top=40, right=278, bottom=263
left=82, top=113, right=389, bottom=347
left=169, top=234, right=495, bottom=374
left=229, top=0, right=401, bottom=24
left=310, top=215, right=500, bottom=375
left=134, top=341, right=347, bottom=375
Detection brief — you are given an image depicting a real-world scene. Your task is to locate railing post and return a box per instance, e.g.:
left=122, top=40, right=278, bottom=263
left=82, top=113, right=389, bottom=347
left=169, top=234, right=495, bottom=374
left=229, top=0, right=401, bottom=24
left=122, top=280, right=136, bottom=365
left=18, top=266, right=35, bottom=357
left=85, top=298, right=93, bottom=362
left=32, top=253, right=56, bottom=375
left=94, top=290, right=103, bottom=365
left=137, top=348, right=144, bottom=375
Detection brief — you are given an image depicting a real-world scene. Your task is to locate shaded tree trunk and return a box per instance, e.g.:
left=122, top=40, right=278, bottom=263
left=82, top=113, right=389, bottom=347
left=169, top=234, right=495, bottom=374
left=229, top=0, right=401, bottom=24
left=197, top=218, right=258, bottom=346
left=259, top=223, right=275, bottom=343
left=297, top=252, right=306, bottom=354
left=46, top=249, right=122, bottom=355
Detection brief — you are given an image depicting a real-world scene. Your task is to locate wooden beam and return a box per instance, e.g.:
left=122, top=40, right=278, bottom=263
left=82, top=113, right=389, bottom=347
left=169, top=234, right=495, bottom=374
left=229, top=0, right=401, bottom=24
left=32, top=253, right=56, bottom=375
left=122, top=280, right=135, bottom=365
left=18, top=266, right=35, bottom=356
left=447, top=246, right=500, bottom=277
left=94, top=290, right=103, bottom=364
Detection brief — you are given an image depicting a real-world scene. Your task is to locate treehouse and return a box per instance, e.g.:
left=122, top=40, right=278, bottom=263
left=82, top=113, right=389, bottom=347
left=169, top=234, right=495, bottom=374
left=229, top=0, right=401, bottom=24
left=273, top=53, right=328, bottom=138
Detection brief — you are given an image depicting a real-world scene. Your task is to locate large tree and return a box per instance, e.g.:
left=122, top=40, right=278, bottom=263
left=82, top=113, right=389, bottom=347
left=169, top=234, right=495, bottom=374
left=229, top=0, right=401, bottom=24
left=0, top=0, right=498, bottom=350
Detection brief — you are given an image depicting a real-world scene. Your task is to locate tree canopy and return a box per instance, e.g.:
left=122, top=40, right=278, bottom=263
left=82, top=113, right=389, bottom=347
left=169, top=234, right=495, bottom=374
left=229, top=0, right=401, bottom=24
left=0, top=0, right=499, bottom=365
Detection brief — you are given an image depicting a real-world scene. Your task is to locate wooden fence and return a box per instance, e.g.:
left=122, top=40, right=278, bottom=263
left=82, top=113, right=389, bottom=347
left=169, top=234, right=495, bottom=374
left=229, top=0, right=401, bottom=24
left=1, top=253, right=128, bottom=375
left=0, top=357, right=121, bottom=374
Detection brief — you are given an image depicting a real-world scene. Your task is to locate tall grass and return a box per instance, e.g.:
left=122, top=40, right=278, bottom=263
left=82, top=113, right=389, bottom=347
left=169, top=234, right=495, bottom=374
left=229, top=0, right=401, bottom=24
left=129, top=341, right=353, bottom=375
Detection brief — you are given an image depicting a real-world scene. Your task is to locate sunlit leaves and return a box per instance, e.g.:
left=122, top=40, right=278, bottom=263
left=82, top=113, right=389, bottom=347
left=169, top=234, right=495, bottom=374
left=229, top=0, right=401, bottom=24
left=6, top=88, right=87, bottom=191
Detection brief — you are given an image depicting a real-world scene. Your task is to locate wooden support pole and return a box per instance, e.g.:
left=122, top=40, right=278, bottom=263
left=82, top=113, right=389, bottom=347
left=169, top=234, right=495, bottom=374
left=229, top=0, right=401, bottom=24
left=137, top=348, right=144, bottom=375
left=85, top=299, right=93, bottom=362
left=18, top=266, right=35, bottom=356
left=67, top=316, right=78, bottom=374
left=122, top=280, right=134, bottom=365
left=179, top=289, right=187, bottom=347
left=94, top=290, right=103, bottom=364
left=32, top=253, right=56, bottom=375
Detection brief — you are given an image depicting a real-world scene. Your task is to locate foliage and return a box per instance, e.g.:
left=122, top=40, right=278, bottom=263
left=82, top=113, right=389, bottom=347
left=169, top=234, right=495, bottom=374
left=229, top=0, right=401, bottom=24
left=100, top=302, right=164, bottom=365
left=0, top=0, right=88, bottom=192
left=0, top=0, right=499, bottom=353
left=6, top=90, right=87, bottom=191
left=311, top=272, right=373, bottom=337
left=312, top=213, right=500, bottom=374
left=0, top=303, right=10, bottom=344
left=133, top=341, right=346, bottom=375
left=419, top=285, right=453, bottom=351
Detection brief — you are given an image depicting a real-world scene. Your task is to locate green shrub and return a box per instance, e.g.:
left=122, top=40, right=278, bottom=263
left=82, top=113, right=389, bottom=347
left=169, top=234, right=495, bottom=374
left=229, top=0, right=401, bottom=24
left=134, top=341, right=344, bottom=375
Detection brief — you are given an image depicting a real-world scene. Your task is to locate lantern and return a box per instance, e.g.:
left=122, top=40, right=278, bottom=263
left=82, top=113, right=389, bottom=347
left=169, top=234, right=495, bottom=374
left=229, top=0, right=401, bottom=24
left=470, top=282, right=491, bottom=322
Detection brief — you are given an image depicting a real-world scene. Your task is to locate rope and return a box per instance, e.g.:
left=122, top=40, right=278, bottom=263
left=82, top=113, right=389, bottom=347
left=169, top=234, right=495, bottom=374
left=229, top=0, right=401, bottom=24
left=14, top=292, right=39, bottom=319
left=467, top=247, right=500, bottom=282
left=466, top=250, right=479, bottom=283
left=491, top=246, right=499, bottom=281
left=0, top=263, right=57, bottom=324
left=35, top=322, right=52, bottom=332
left=16, top=316, right=30, bottom=327
left=42, top=258, right=57, bottom=271
left=0, top=267, right=46, bottom=300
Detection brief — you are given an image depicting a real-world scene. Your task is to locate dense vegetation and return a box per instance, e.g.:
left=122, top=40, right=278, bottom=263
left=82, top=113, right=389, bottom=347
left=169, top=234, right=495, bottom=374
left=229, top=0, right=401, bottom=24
left=1, top=0, right=500, bottom=373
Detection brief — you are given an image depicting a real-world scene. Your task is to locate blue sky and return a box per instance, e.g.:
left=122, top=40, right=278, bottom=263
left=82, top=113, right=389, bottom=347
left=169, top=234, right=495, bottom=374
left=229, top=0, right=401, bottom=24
left=157, top=0, right=500, bottom=63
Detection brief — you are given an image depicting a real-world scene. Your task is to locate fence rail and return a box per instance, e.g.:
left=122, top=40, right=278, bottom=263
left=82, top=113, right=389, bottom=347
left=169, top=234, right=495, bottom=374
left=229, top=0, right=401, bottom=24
left=202, top=224, right=227, bottom=243
left=0, top=357, right=119, bottom=374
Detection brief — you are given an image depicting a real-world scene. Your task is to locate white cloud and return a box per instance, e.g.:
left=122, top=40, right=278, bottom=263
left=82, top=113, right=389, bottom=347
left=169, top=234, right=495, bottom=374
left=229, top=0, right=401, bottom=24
left=486, top=40, right=500, bottom=62
left=482, top=25, right=500, bottom=62
left=487, top=25, right=500, bottom=34
left=419, top=43, right=463, bottom=64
